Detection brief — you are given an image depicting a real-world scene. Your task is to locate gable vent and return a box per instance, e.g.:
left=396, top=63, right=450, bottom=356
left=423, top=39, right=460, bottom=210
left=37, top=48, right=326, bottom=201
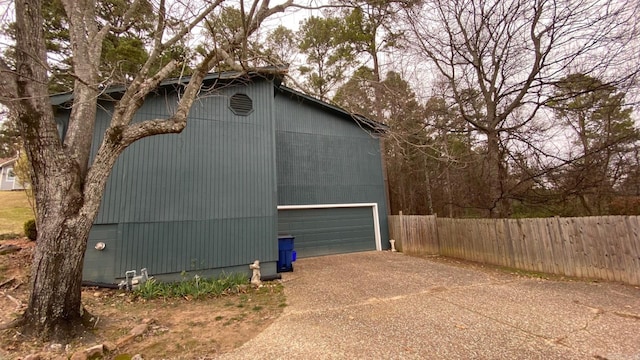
left=229, top=93, right=254, bottom=116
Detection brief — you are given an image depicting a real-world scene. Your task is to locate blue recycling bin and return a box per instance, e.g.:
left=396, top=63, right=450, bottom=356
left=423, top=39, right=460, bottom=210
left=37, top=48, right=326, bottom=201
left=278, top=235, right=295, bottom=272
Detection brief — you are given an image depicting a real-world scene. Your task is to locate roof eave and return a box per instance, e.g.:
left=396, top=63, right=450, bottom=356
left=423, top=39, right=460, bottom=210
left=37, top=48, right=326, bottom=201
left=0, top=158, right=17, bottom=167
left=50, top=66, right=288, bottom=107
left=275, top=86, right=388, bottom=133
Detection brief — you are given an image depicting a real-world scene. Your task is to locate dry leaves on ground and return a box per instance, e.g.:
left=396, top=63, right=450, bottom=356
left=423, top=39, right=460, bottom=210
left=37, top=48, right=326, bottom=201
left=0, top=238, right=287, bottom=359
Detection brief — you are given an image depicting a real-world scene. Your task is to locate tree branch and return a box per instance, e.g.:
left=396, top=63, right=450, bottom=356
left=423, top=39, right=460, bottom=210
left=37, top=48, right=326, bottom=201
left=0, top=58, right=18, bottom=104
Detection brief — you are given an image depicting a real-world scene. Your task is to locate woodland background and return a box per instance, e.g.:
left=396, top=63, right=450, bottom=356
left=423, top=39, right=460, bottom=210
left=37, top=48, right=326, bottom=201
left=2, top=0, right=639, bottom=220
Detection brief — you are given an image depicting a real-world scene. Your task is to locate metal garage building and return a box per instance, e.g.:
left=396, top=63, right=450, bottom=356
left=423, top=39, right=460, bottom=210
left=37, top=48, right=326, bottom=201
left=53, top=69, right=389, bottom=284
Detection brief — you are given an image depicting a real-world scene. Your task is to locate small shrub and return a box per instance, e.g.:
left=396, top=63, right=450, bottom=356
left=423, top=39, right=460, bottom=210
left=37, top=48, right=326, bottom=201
left=23, top=219, right=37, bottom=241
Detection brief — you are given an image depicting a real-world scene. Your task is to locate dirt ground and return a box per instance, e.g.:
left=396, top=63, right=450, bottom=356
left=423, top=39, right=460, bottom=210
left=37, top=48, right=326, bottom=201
left=0, top=238, right=286, bottom=359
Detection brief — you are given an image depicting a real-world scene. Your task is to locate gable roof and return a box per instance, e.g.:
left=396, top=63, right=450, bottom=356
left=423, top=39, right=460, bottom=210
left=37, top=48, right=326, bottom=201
left=275, top=86, right=386, bottom=133
left=50, top=67, right=286, bottom=107
left=49, top=66, right=384, bottom=133
left=0, top=157, right=17, bottom=168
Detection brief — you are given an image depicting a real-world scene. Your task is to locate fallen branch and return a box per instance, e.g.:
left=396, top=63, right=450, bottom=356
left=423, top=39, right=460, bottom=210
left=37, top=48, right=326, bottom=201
left=0, top=277, right=15, bottom=289
left=0, top=317, right=24, bottom=330
left=0, top=244, right=21, bottom=255
left=3, top=292, right=22, bottom=307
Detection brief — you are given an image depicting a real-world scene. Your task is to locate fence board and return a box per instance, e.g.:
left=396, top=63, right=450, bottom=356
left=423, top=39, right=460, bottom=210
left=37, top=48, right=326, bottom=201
left=586, top=217, right=605, bottom=280
left=547, top=218, right=565, bottom=276
left=508, top=219, right=522, bottom=271
left=602, top=217, right=619, bottom=282
left=625, top=217, right=640, bottom=285
left=571, top=218, right=589, bottom=279
left=525, top=219, right=540, bottom=272
left=494, top=220, right=505, bottom=266
left=484, top=220, right=496, bottom=264
left=558, top=217, right=577, bottom=278
left=388, top=214, right=640, bottom=286
left=542, top=218, right=557, bottom=274
left=388, top=215, right=438, bottom=255
left=463, top=219, right=474, bottom=260
left=632, top=217, right=640, bottom=285
left=613, top=217, right=628, bottom=282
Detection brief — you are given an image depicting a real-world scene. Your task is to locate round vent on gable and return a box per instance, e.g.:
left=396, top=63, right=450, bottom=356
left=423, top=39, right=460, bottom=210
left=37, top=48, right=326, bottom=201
left=229, top=93, right=254, bottom=116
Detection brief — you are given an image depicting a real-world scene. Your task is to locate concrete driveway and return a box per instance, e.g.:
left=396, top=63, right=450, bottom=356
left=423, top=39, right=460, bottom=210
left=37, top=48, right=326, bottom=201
left=219, top=251, right=640, bottom=359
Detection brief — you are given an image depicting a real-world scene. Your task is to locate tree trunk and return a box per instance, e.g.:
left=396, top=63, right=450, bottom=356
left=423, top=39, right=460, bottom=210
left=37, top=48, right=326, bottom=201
left=379, top=138, right=391, bottom=215
left=424, top=158, right=434, bottom=215
left=2, top=0, right=295, bottom=343
left=22, top=215, right=92, bottom=339
left=9, top=0, right=91, bottom=339
left=486, top=130, right=509, bottom=218
left=444, top=165, right=454, bottom=218
left=18, top=147, right=92, bottom=339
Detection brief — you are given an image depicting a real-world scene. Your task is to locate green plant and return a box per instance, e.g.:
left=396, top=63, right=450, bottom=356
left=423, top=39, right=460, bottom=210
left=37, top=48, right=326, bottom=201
left=133, top=273, right=249, bottom=300
left=135, top=278, right=164, bottom=300
left=114, top=354, right=133, bottom=360
left=23, top=219, right=36, bottom=241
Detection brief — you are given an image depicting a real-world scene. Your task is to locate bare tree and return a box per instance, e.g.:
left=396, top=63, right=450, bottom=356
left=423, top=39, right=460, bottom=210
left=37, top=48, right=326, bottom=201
left=0, top=0, right=297, bottom=340
left=403, top=0, right=640, bottom=217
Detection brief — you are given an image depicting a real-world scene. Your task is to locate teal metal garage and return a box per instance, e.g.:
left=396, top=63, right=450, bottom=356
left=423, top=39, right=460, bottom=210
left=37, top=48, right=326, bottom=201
left=59, top=69, right=389, bottom=284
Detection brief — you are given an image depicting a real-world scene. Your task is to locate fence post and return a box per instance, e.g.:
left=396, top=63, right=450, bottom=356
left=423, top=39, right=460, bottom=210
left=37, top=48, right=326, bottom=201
left=434, top=213, right=440, bottom=255
left=399, top=210, right=404, bottom=252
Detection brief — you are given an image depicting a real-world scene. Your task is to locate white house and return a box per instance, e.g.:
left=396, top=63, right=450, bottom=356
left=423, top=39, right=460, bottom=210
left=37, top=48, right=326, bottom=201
left=0, top=157, right=25, bottom=191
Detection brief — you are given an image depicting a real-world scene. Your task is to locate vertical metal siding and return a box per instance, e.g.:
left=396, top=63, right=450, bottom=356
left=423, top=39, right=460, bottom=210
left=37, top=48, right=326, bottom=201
left=274, top=94, right=389, bottom=245
left=115, top=218, right=275, bottom=276
left=85, top=81, right=278, bottom=281
left=82, top=224, right=118, bottom=282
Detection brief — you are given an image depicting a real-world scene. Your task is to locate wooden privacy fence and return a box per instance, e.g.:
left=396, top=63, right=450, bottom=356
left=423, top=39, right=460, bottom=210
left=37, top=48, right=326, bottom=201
left=388, top=214, right=640, bottom=286
left=388, top=214, right=440, bottom=255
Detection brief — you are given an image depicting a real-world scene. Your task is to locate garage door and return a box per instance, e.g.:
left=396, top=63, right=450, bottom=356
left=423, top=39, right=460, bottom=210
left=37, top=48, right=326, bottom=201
left=277, top=206, right=377, bottom=258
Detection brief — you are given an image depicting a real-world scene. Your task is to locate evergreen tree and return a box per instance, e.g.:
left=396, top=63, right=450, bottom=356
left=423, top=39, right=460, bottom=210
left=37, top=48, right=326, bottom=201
left=548, top=73, right=638, bottom=215
left=297, top=16, right=352, bottom=101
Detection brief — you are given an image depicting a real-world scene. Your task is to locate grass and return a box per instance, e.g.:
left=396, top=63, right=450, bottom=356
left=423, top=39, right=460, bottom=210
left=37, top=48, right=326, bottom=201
left=0, top=190, right=33, bottom=236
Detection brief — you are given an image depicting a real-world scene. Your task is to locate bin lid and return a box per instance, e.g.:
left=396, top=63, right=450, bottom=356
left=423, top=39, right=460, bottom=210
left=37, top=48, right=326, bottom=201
left=278, top=234, right=294, bottom=239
